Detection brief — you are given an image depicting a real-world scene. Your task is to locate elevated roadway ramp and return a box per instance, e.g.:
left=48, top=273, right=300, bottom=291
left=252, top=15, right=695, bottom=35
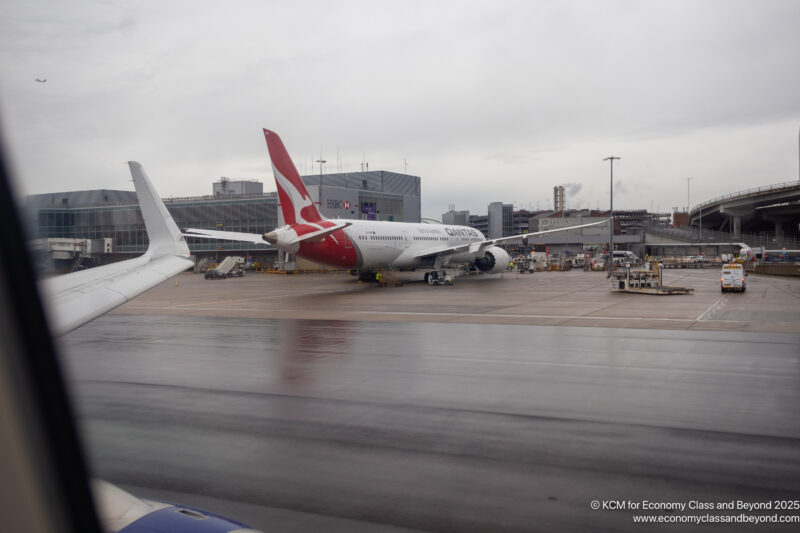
left=690, top=181, right=800, bottom=241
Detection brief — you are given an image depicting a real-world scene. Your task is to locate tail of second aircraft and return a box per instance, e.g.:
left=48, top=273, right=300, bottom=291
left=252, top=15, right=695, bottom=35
left=263, top=129, right=324, bottom=225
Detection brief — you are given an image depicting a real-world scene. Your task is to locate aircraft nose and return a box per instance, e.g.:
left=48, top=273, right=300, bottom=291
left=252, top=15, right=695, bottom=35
left=263, top=231, right=278, bottom=244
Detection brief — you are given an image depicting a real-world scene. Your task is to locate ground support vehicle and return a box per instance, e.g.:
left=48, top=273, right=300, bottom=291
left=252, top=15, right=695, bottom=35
left=721, top=263, right=746, bottom=292
left=204, top=256, right=244, bottom=279
left=516, top=259, right=534, bottom=273
left=608, top=262, right=694, bottom=295
left=426, top=270, right=454, bottom=285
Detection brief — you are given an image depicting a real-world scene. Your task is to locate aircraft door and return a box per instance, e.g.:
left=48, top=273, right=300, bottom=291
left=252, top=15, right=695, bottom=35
left=400, top=231, right=410, bottom=249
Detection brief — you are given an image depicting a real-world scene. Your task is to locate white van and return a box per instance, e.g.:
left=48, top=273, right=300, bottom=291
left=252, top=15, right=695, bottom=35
left=612, top=251, right=638, bottom=267
left=721, top=264, right=745, bottom=293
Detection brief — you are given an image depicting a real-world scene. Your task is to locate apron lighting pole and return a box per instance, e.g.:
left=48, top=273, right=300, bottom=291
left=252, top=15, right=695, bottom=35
left=603, top=156, right=620, bottom=267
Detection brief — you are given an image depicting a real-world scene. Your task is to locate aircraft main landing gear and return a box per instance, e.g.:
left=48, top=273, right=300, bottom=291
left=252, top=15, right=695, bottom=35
left=358, top=271, right=377, bottom=283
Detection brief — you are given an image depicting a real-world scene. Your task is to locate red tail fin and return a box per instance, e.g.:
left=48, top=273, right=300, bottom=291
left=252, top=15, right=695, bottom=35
left=263, top=129, right=324, bottom=225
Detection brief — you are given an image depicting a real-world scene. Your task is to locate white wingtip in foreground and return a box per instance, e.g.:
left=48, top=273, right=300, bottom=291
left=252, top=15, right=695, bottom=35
left=127, top=161, right=190, bottom=258
left=40, top=162, right=193, bottom=335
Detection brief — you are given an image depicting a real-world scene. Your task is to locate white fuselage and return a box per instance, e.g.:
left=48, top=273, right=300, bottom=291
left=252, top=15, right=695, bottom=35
left=339, top=220, right=486, bottom=269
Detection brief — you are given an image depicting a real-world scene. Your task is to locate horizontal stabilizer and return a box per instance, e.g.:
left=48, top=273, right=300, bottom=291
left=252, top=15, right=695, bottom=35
left=184, top=228, right=267, bottom=244
left=287, top=222, right=351, bottom=245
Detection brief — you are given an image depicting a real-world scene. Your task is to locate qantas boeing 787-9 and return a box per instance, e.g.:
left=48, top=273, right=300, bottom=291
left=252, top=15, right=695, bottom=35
left=185, top=129, right=607, bottom=282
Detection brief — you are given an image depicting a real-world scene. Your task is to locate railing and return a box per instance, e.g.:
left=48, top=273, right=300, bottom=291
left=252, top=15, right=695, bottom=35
left=643, top=223, right=800, bottom=249
left=162, top=192, right=278, bottom=204
left=691, top=180, right=800, bottom=212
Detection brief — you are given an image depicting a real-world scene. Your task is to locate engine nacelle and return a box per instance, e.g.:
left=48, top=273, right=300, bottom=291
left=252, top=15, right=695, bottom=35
left=474, top=246, right=511, bottom=274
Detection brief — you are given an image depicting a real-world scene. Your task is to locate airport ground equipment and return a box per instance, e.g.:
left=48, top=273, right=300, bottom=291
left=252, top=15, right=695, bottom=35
left=555, top=253, right=573, bottom=271
left=516, top=258, right=534, bottom=273
left=376, top=272, right=404, bottom=287
left=427, top=270, right=454, bottom=286
left=193, top=257, right=211, bottom=273
left=608, top=262, right=693, bottom=295
left=721, top=263, right=746, bottom=292
left=530, top=252, right=548, bottom=271
left=204, top=256, right=244, bottom=279
left=661, top=256, right=721, bottom=269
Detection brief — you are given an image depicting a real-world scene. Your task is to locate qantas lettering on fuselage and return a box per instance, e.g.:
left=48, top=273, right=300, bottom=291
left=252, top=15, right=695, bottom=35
left=445, top=227, right=481, bottom=238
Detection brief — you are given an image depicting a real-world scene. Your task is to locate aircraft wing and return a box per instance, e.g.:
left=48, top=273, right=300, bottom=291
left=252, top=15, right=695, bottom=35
left=39, top=162, right=193, bottom=335
left=413, top=219, right=610, bottom=259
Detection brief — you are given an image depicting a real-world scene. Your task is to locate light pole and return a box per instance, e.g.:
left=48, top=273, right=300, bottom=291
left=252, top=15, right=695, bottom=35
left=603, top=156, right=620, bottom=267
left=315, top=158, right=327, bottom=176
left=686, top=177, right=694, bottom=239
left=699, top=202, right=702, bottom=241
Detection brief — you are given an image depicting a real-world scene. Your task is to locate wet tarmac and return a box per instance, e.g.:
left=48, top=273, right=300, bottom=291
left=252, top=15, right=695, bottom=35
left=107, top=269, right=800, bottom=333
left=61, top=312, right=800, bottom=532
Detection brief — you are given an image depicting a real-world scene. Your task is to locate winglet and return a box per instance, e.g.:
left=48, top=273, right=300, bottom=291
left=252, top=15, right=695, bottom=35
left=127, top=162, right=190, bottom=258
left=41, top=164, right=193, bottom=335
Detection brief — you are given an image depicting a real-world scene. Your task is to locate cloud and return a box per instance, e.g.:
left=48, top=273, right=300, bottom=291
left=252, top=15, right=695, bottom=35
left=0, top=0, right=798, bottom=222
left=485, top=152, right=537, bottom=165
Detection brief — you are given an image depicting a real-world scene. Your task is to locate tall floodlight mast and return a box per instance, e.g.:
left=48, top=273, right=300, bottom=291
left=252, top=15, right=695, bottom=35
left=603, top=156, right=620, bottom=266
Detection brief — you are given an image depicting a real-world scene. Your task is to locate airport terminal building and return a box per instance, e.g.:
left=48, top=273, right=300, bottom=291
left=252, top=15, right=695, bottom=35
left=25, top=170, right=421, bottom=270
left=299, top=171, right=421, bottom=224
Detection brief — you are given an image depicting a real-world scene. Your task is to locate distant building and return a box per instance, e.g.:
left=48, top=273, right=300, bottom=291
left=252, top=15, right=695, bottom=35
left=517, top=209, right=644, bottom=256
left=538, top=211, right=610, bottom=237
left=511, top=209, right=534, bottom=235
left=470, top=207, right=541, bottom=238
left=553, top=186, right=565, bottom=211
left=610, top=209, right=649, bottom=235
left=25, top=189, right=138, bottom=209
left=213, top=178, right=263, bottom=197
left=25, top=188, right=278, bottom=271
left=442, top=209, right=470, bottom=226
left=672, top=211, right=689, bottom=228
left=468, top=214, right=488, bottom=236
left=25, top=169, right=421, bottom=268
left=300, top=170, right=420, bottom=224
left=487, top=202, right=513, bottom=238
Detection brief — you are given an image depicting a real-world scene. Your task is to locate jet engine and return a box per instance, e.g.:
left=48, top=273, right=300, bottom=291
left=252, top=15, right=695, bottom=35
left=474, top=246, right=510, bottom=274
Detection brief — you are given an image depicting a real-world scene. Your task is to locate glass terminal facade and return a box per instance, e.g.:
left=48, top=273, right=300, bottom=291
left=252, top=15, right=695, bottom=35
left=30, top=193, right=278, bottom=256
left=25, top=170, right=421, bottom=264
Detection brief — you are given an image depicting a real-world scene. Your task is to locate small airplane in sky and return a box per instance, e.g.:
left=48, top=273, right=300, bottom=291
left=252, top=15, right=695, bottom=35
left=35, top=78, right=46, bottom=83
left=185, top=129, right=608, bottom=281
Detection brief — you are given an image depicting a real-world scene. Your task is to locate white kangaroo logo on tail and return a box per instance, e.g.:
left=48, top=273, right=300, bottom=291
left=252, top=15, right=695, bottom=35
left=273, top=165, right=317, bottom=225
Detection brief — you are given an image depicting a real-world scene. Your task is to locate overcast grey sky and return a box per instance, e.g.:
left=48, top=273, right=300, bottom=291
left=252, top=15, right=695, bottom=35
left=1, top=0, right=799, bottom=220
